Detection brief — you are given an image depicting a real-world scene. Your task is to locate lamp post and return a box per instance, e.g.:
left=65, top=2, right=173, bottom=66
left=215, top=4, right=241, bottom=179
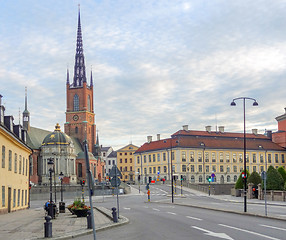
left=231, top=97, right=258, bottom=213
left=59, top=171, right=65, bottom=213
left=170, top=138, right=174, bottom=203
left=47, top=158, right=54, bottom=218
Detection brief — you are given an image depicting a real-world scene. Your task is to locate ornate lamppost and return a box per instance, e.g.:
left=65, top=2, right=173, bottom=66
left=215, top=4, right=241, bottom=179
left=59, top=171, right=65, bottom=213
left=231, top=97, right=258, bottom=213
left=47, top=158, right=54, bottom=218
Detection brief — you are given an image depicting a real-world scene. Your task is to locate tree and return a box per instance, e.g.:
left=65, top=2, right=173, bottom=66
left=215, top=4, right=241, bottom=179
left=277, top=166, right=286, bottom=183
left=247, top=171, right=262, bottom=186
left=266, top=166, right=284, bottom=190
left=235, top=169, right=250, bottom=189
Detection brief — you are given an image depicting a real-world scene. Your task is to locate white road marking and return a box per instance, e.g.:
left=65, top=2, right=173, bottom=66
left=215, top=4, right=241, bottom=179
left=219, top=224, right=281, bottom=240
left=152, top=208, right=160, bottom=211
left=123, top=207, right=131, bottom=210
left=192, top=226, right=234, bottom=240
left=167, top=212, right=177, bottom=215
left=278, top=214, right=286, bottom=217
left=260, top=224, right=286, bottom=232
left=186, top=216, right=202, bottom=221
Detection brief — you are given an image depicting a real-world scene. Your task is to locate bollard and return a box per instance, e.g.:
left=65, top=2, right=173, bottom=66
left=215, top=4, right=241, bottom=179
left=86, top=210, right=92, bottom=229
left=59, top=202, right=65, bottom=213
left=44, top=216, right=52, bottom=238
left=112, top=207, right=118, bottom=223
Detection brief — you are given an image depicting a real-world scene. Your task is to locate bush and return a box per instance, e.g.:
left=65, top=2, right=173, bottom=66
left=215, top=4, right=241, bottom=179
left=277, top=166, right=286, bottom=183
left=247, top=171, right=262, bottom=186
left=266, top=165, right=284, bottom=190
left=235, top=169, right=250, bottom=189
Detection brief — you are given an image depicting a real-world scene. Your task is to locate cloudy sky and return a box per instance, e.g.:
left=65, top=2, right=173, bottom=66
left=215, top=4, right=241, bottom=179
left=1, top=0, right=286, bottom=150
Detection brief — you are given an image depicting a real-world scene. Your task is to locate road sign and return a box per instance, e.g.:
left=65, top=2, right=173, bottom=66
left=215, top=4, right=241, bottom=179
left=261, top=171, right=267, bottom=180
left=211, top=173, right=215, bottom=178
left=109, top=165, right=122, bottom=178
left=110, top=176, right=121, bottom=187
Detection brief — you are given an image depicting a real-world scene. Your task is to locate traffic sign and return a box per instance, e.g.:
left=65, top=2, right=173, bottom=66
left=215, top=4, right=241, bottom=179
left=261, top=171, right=267, bottom=180
left=109, top=165, right=122, bottom=178
left=211, top=173, right=215, bottom=178
left=110, top=176, right=121, bottom=187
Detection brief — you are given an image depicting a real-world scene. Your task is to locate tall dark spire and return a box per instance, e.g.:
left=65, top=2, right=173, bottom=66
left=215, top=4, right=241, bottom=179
left=90, top=68, right=93, bottom=87
left=66, top=68, right=70, bottom=85
left=22, top=87, right=30, bottom=131
left=73, top=4, right=87, bottom=87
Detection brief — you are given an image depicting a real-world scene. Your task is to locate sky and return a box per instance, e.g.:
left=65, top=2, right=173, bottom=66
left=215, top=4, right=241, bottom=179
left=1, top=0, right=286, bottom=150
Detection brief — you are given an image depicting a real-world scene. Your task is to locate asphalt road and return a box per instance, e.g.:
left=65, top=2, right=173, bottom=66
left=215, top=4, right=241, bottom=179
left=71, top=184, right=286, bottom=240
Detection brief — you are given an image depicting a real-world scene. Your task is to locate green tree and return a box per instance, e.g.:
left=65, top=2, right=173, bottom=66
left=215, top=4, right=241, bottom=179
left=235, top=169, right=250, bottom=189
left=266, top=166, right=284, bottom=190
left=277, top=166, right=286, bottom=183
left=247, top=171, right=262, bottom=186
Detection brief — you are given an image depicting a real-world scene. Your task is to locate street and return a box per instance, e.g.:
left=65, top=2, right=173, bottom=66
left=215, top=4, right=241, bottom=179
left=71, top=184, right=286, bottom=240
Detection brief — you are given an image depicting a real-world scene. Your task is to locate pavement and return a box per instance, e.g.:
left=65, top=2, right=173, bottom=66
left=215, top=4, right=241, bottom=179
left=0, top=203, right=129, bottom=240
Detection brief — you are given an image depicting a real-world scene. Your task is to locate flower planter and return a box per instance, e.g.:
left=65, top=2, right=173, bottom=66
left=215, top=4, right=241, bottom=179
left=72, top=209, right=89, bottom=217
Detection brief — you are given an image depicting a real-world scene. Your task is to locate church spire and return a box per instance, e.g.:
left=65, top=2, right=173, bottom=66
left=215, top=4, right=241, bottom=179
left=73, top=4, right=87, bottom=87
left=90, top=68, right=93, bottom=87
left=66, top=68, right=70, bottom=85
left=22, top=87, right=30, bottom=131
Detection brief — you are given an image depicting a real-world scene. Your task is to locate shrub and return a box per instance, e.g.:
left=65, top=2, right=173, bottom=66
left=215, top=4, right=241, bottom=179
left=247, top=171, right=262, bottom=186
left=235, top=169, right=250, bottom=189
left=277, top=166, right=286, bottom=183
left=266, top=165, right=284, bottom=190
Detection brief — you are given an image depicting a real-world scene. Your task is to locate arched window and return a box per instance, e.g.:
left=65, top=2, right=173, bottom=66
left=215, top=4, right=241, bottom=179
left=87, top=95, right=91, bottom=112
left=75, top=127, right=78, bottom=134
left=73, top=94, right=79, bottom=111
left=234, top=175, right=238, bottom=182
left=199, top=175, right=202, bottom=182
left=227, top=175, right=231, bottom=182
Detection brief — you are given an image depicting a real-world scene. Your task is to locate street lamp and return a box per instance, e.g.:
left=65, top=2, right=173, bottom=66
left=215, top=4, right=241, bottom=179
left=47, top=158, right=54, bottom=218
left=59, top=171, right=65, bottom=213
left=231, top=97, right=258, bottom=213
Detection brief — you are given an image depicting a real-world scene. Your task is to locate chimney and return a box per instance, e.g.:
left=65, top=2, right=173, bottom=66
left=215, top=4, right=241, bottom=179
left=13, top=125, right=22, bottom=140
left=0, top=95, right=5, bottom=125
left=266, top=130, right=272, bottom=140
left=4, top=116, right=14, bottom=132
left=147, top=136, right=152, bottom=143
left=182, top=125, right=188, bottom=131
left=157, top=134, right=160, bottom=141
left=205, top=126, right=211, bottom=133
left=252, top=129, right=258, bottom=135
left=218, top=126, right=224, bottom=133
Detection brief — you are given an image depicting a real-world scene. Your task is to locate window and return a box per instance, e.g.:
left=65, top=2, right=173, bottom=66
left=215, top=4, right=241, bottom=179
left=108, top=160, right=111, bottom=165
left=19, top=155, right=22, bottom=175
left=233, top=166, right=237, bottom=172
left=149, top=167, right=152, bottom=174
left=199, top=176, right=202, bottom=183
left=268, top=154, right=271, bottom=163
left=130, top=166, right=132, bottom=171
left=158, top=166, right=160, bottom=173
left=260, top=153, right=264, bottom=163
left=120, top=153, right=122, bottom=156
left=227, top=175, right=231, bottom=182
left=2, top=186, right=5, bottom=207
left=75, top=127, right=78, bottom=134
left=8, top=150, right=12, bottom=171
left=219, top=153, right=223, bottom=163
left=205, top=165, right=209, bottom=172
left=252, top=153, right=256, bottom=163
left=212, top=165, right=216, bottom=172
left=17, top=189, right=20, bottom=207
left=171, top=152, right=174, bottom=160
left=164, top=166, right=167, bottom=173
left=190, top=152, right=194, bottom=162
left=137, top=156, right=140, bottom=164
left=226, top=153, right=230, bottom=163
left=239, top=154, right=243, bottom=163
left=198, top=165, right=202, bottom=172
left=120, top=167, right=122, bottom=172
left=103, top=152, right=106, bottom=157
left=212, top=152, right=216, bottom=162
left=191, top=176, right=195, bottom=183
left=25, top=190, right=27, bottom=205
left=14, top=153, right=17, bottom=173
left=205, top=152, right=209, bottom=162
left=260, top=166, right=264, bottom=172
left=153, top=167, right=156, bottom=174
left=220, top=165, right=224, bottom=172
left=157, top=153, right=160, bottom=162
left=73, top=94, right=79, bottom=111
left=198, top=152, right=202, bottom=162
left=275, top=154, right=278, bottom=163
left=182, top=151, right=186, bottom=162
left=234, top=175, right=238, bottom=182
left=26, top=159, right=28, bottom=176
left=125, top=153, right=127, bottom=155
left=87, top=95, right=91, bottom=112
left=282, top=154, right=285, bottom=163
left=21, top=190, right=24, bottom=206
left=253, top=166, right=257, bottom=172
left=2, top=146, right=5, bottom=168
left=246, top=154, right=249, bottom=163
left=144, top=155, right=146, bottom=163
left=163, top=153, right=166, bottom=161
left=190, top=165, right=194, bottom=172
left=13, top=189, right=16, bottom=208
left=125, top=159, right=127, bottom=163
left=233, top=153, right=237, bottom=163
left=144, top=168, right=147, bottom=174
left=149, top=155, right=151, bottom=163
left=182, top=165, right=186, bottom=172
left=153, top=154, right=156, bottom=162
left=120, top=159, right=122, bottom=163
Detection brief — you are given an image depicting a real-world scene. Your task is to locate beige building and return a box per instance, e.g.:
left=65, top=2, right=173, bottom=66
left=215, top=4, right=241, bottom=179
left=117, top=144, right=139, bottom=183
left=0, top=95, right=32, bottom=214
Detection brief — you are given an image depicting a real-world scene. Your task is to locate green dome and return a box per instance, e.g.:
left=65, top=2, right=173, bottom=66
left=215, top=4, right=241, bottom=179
left=77, top=151, right=96, bottom=160
left=42, top=123, right=72, bottom=146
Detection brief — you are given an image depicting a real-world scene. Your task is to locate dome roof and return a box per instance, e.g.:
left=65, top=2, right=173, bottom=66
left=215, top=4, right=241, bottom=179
left=77, top=151, right=96, bottom=160
left=42, top=123, right=72, bottom=146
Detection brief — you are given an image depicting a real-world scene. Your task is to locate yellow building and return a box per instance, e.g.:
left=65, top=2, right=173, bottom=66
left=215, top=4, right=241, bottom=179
left=134, top=125, right=286, bottom=184
left=117, top=144, right=138, bottom=183
left=0, top=96, right=32, bottom=214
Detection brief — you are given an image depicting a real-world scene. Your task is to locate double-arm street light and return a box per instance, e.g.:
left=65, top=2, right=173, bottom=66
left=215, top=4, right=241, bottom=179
left=231, top=97, right=258, bottom=213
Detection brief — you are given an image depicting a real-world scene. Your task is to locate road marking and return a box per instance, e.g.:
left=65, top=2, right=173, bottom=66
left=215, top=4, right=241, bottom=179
left=219, top=224, right=280, bottom=240
left=123, top=207, right=131, bottom=210
left=278, top=214, right=286, bottom=217
left=260, top=224, right=286, bottom=232
left=192, top=226, right=234, bottom=240
left=167, top=212, right=177, bottom=215
left=186, top=216, right=202, bottom=221
left=152, top=208, right=160, bottom=211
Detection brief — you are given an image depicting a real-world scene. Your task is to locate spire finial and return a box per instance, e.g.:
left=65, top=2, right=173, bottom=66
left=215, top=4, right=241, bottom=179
left=25, top=87, right=27, bottom=111
left=67, top=68, right=70, bottom=85
left=90, top=65, right=93, bottom=87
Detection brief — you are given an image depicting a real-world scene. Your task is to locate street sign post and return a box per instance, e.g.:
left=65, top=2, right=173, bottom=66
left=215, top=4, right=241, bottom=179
left=111, top=176, right=121, bottom=187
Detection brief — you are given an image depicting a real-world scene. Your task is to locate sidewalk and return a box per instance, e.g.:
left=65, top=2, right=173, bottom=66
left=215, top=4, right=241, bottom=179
left=0, top=205, right=128, bottom=240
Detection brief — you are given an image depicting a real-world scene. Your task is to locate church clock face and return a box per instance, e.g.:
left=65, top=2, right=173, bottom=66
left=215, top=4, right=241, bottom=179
left=73, top=115, right=79, bottom=121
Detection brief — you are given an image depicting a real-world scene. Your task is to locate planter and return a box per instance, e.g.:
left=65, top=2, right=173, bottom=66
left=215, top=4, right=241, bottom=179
left=72, top=209, right=89, bottom=217
left=67, top=207, right=75, bottom=215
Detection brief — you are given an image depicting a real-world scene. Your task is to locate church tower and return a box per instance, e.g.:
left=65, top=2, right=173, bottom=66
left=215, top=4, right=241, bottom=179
left=64, top=7, right=96, bottom=153
left=23, top=87, right=30, bottom=131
